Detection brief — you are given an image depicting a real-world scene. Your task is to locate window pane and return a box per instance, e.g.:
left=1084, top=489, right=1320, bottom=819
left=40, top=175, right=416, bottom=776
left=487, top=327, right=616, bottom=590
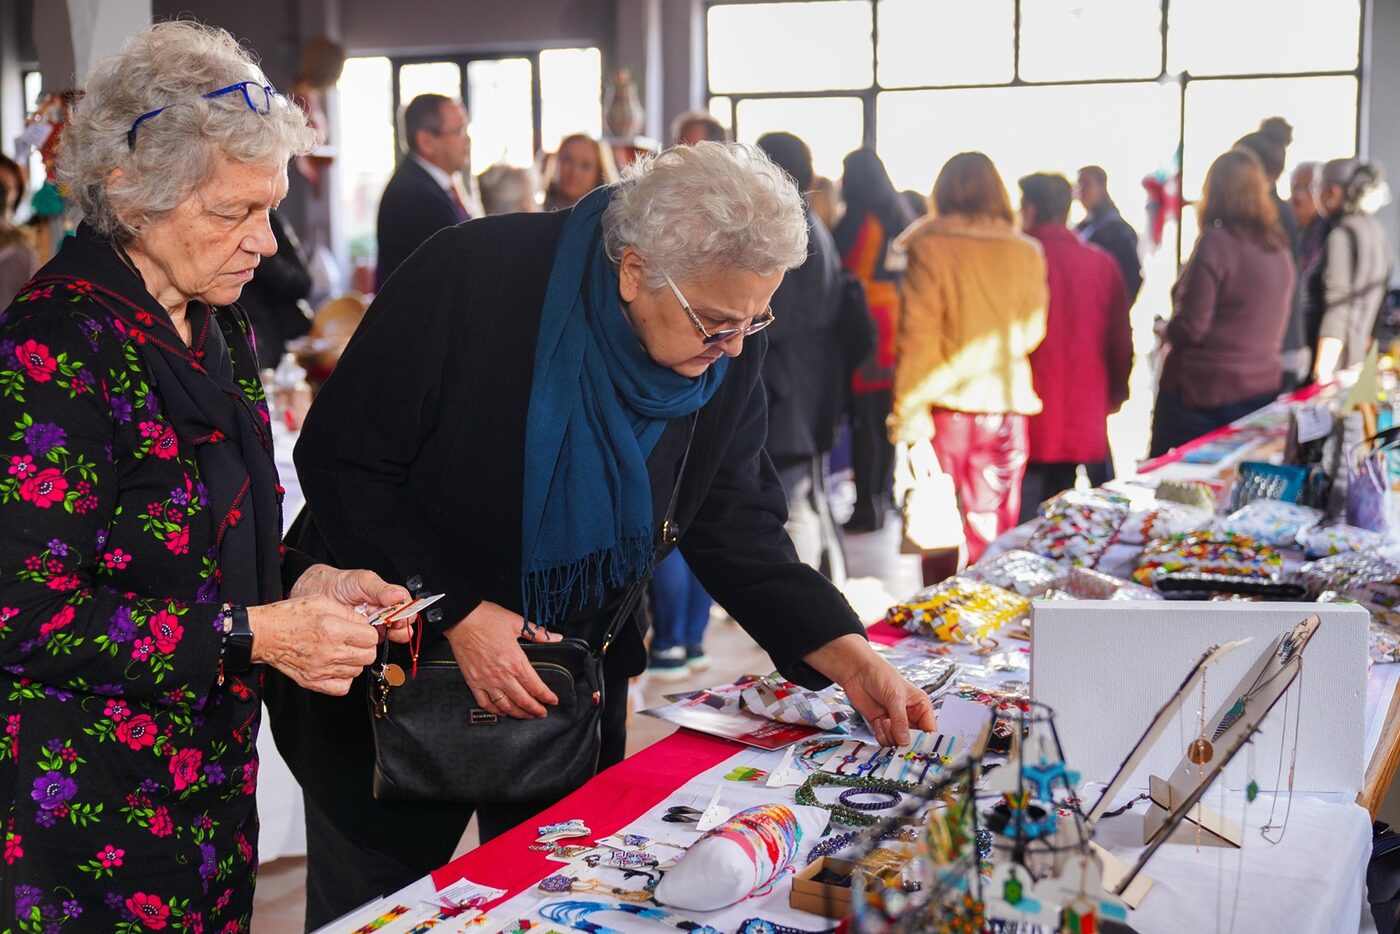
left=708, top=96, right=733, bottom=134
left=540, top=47, right=602, bottom=154
left=708, top=1, right=873, bottom=93
left=1169, top=0, right=1360, bottom=76
left=336, top=57, right=396, bottom=264
left=734, top=97, right=865, bottom=183
left=1019, top=0, right=1162, bottom=82
left=21, top=71, right=44, bottom=212
left=878, top=0, right=1013, bottom=87
left=467, top=58, right=535, bottom=169
left=398, top=61, right=461, bottom=106
left=1180, top=76, right=1358, bottom=245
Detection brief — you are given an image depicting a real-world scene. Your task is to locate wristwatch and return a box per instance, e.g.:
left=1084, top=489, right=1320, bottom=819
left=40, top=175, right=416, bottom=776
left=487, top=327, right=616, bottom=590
left=223, top=606, right=253, bottom=673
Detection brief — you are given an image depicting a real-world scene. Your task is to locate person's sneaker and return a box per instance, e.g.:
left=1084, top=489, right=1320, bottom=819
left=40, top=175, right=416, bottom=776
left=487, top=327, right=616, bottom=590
left=647, top=646, right=692, bottom=681
left=685, top=645, right=711, bottom=672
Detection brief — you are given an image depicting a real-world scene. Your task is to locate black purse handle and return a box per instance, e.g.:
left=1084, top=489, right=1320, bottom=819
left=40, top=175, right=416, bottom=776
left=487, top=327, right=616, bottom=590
left=598, top=412, right=699, bottom=657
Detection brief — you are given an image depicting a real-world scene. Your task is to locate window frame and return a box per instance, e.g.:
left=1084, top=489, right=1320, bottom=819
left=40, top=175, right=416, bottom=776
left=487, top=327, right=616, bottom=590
left=706, top=0, right=1367, bottom=265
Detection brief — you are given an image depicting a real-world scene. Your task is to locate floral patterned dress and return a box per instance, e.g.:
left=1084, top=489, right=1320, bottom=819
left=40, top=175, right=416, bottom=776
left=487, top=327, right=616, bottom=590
left=0, top=245, right=278, bottom=933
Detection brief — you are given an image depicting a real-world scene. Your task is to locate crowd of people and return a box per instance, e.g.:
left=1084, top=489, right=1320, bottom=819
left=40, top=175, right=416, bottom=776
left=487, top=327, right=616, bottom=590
left=0, top=19, right=1394, bottom=933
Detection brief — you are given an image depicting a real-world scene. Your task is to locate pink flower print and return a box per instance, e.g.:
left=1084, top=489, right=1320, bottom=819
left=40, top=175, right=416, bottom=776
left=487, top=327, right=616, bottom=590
left=115, top=714, right=156, bottom=750
left=3, top=831, right=20, bottom=864
left=138, top=421, right=162, bottom=439
left=150, top=426, right=179, bottom=460
left=18, top=468, right=66, bottom=508
left=6, top=455, right=34, bottom=478
left=102, top=549, right=132, bottom=570
left=151, top=612, right=184, bottom=652
left=164, top=526, right=190, bottom=556
left=0, top=608, right=17, bottom=629
left=168, top=748, right=202, bottom=791
left=5, top=714, right=19, bottom=736
left=14, top=340, right=57, bottom=382
left=45, top=574, right=80, bottom=592
left=149, top=806, right=173, bottom=838
left=125, top=892, right=170, bottom=929
left=39, top=606, right=73, bottom=636
left=240, top=759, right=257, bottom=795
left=131, top=638, right=155, bottom=662
left=103, top=699, right=131, bottom=722
left=96, top=844, right=124, bottom=868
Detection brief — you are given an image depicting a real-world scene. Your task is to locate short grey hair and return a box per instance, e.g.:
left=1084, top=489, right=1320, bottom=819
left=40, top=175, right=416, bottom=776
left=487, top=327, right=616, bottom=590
left=58, top=21, right=317, bottom=240
left=479, top=163, right=539, bottom=215
left=603, top=142, right=808, bottom=289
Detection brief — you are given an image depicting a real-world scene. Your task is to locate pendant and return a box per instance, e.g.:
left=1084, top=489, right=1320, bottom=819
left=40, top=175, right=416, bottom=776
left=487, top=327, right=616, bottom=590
left=1247, top=780, right=1259, bottom=802
left=382, top=663, right=406, bottom=687
left=1187, top=737, right=1214, bottom=765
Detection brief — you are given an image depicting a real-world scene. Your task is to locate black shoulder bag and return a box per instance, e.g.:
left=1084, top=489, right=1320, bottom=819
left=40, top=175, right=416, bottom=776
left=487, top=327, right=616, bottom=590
left=367, top=416, right=697, bottom=804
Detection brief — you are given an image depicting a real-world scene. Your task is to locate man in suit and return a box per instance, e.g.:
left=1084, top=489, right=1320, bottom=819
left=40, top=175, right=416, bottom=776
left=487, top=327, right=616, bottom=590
left=375, top=93, right=472, bottom=288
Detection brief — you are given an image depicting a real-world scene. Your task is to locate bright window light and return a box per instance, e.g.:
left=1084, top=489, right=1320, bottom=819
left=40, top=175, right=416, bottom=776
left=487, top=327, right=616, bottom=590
left=708, top=1, right=873, bottom=94
left=1169, top=0, right=1360, bottom=76
left=540, top=47, right=602, bottom=153
left=335, top=57, right=396, bottom=262
left=1019, top=0, right=1162, bottom=82
left=734, top=97, right=865, bottom=183
left=877, top=0, right=1013, bottom=88
left=397, top=61, right=461, bottom=105
left=709, top=96, right=733, bottom=133
left=467, top=58, right=535, bottom=169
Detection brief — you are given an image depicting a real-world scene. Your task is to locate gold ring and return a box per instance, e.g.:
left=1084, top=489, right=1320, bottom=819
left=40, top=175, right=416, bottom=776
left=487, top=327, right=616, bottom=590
left=490, top=691, right=505, bottom=703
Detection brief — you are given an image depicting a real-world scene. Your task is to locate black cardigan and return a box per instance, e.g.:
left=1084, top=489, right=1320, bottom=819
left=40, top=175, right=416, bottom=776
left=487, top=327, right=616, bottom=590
left=266, top=208, right=865, bottom=819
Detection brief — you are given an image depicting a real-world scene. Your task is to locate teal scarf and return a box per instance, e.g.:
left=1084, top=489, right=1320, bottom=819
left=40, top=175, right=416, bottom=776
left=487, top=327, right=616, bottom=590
left=522, top=187, right=728, bottom=627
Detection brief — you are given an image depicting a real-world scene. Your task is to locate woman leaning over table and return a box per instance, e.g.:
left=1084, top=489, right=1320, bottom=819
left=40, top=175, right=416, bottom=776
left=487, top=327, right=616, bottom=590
left=1149, top=147, right=1294, bottom=457
left=0, top=23, right=414, bottom=932
left=274, top=141, right=936, bottom=928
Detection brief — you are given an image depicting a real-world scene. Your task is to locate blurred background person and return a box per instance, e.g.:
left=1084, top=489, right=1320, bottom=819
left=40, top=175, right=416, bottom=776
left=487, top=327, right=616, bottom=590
left=1282, top=160, right=1326, bottom=388
left=1236, top=117, right=1299, bottom=255
left=890, top=151, right=1047, bottom=573
left=1306, top=158, right=1392, bottom=384
left=543, top=133, right=618, bottom=210
left=671, top=110, right=729, bottom=147
left=1151, top=148, right=1293, bottom=456
left=376, top=93, right=472, bottom=288
left=900, top=189, right=928, bottom=222
left=1075, top=164, right=1143, bottom=307
left=479, top=163, right=541, bottom=215
left=239, top=210, right=313, bottom=366
left=810, top=175, right=841, bottom=230
left=833, top=148, right=914, bottom=534
left=646, top=550, right=714, bottom=680
left=1016, top=173, right=1131, bottom=520
left=757, top=131, right=847, bottom=583
left=0, top=153, right=37, bottom=307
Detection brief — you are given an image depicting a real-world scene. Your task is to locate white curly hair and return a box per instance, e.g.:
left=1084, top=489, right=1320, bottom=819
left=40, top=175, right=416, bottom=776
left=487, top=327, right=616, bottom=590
left=58, top=20, right=317, bottom=240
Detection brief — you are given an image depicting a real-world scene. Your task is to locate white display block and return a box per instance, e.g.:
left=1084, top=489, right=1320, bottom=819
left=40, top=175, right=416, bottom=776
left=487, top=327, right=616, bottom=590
left=1031, top=601, right=1367, bottom=795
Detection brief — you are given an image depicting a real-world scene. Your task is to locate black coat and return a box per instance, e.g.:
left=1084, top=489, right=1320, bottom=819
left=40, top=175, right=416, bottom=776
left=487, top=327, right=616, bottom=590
left=237, top=210, right=311, bottom=366
left=1078, top=200, right=1143, bottom=306
left=764, top=208, right=843, bottom=461
left=375, top=157, right=469, bottom=289
left=267, top=208, right=865, bottom=838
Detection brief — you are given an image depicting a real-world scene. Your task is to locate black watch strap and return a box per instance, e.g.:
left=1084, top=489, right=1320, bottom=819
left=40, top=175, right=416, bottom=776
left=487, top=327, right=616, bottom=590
left=224, top=606, right=253, bottom=673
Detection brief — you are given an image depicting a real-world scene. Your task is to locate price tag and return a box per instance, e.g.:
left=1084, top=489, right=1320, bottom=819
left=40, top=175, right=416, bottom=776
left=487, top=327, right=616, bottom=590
left=1294, top=403, right=1333, bottom=444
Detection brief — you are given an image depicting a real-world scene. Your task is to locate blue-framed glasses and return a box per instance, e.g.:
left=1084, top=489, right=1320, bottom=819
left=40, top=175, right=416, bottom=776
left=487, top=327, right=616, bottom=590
left=126, top=81, right=279, bottom=151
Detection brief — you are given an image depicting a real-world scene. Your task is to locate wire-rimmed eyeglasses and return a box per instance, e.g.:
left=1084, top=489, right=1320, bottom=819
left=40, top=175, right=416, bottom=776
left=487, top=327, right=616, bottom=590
left=127, top=81, right=280, bottom=151
left=663, top=273, right=775, bottom=345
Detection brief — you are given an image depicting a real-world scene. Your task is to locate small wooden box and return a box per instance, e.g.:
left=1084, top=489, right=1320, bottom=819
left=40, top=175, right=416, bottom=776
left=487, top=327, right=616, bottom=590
left=789, top=857, right=855, bottom=919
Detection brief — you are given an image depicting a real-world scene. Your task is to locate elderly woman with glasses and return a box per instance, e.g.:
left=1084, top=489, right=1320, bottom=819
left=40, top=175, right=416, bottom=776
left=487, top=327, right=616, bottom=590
left=0, top=23, right=416, bottom=930
left=276, top=141, right=936, bottom=926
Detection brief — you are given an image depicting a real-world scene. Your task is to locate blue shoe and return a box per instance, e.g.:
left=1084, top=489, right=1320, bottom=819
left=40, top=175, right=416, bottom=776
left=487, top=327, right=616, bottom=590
left=647, top=646, right=691, bottom=681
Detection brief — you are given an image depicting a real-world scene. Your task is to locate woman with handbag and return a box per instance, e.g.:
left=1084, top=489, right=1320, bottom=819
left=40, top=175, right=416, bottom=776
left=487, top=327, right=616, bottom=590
left=889, top=152, right=1048, bottom=575
left=272, top=142, right=936, bottom=929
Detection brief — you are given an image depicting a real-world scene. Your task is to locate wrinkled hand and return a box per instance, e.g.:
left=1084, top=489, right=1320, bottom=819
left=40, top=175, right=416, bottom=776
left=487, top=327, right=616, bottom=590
left=443, top=601, right=562, bottom=720
left=248, top=595, right=380, bottom=695
left=804, top=634, right=935, bottom=746
left=290, top=564, right=414, bottom=644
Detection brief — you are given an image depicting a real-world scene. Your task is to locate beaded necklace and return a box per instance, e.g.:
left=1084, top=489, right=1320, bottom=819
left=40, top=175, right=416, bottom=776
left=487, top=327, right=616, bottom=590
left=539, top=900, right=722, bottom=934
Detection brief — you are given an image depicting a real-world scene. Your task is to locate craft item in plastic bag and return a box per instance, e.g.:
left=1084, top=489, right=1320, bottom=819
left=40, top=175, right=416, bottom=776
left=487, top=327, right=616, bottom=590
left=1318, top=581, right=1400, bottom=664
left=1220, top=499, right=1325, bottom=547
left=1131, top=531, right=1281, bottom=585
left=1024, top=490, right=1132, bottom=567
left=1230, top=461, right=1308, bottom=510
left=1119, top=501, right=1214, bottom=545
left=740, top=677, right=854, bottom=732
left=1062, top=566, right=1163, bottom=601
left=962, top=549, right=1066, bottom=596
left=1297, top=551, right=1400, bottom=597
left=653, top=803, right=828, bottom=910
left=1298, top=524, right=1384, bottom=559
left=885, top=578, right=1030, bottom=643
left=1155, top=478, right=1217, bottom=513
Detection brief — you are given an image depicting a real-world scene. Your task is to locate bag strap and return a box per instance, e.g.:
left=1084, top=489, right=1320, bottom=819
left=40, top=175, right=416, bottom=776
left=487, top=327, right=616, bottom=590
left=598, top=412, right=700, bottom=657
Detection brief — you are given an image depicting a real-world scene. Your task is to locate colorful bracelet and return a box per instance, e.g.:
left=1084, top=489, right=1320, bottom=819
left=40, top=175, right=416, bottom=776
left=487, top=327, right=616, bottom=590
left=795, top=773, right=920, bottom=827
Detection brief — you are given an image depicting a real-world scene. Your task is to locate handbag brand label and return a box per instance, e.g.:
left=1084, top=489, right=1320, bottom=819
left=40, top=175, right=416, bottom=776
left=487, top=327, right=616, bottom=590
left=469, top=709, right=498, bottom=725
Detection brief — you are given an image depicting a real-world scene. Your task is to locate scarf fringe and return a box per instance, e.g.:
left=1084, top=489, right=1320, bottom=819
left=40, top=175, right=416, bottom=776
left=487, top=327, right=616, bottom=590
left=522, top=526, right=655, bottom=629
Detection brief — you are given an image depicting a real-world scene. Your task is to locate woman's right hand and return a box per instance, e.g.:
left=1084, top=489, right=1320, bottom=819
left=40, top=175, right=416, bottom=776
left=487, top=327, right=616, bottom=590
left=443, top=601, right=561, bottom=720
left=247, top=596, right=380, bottom=696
